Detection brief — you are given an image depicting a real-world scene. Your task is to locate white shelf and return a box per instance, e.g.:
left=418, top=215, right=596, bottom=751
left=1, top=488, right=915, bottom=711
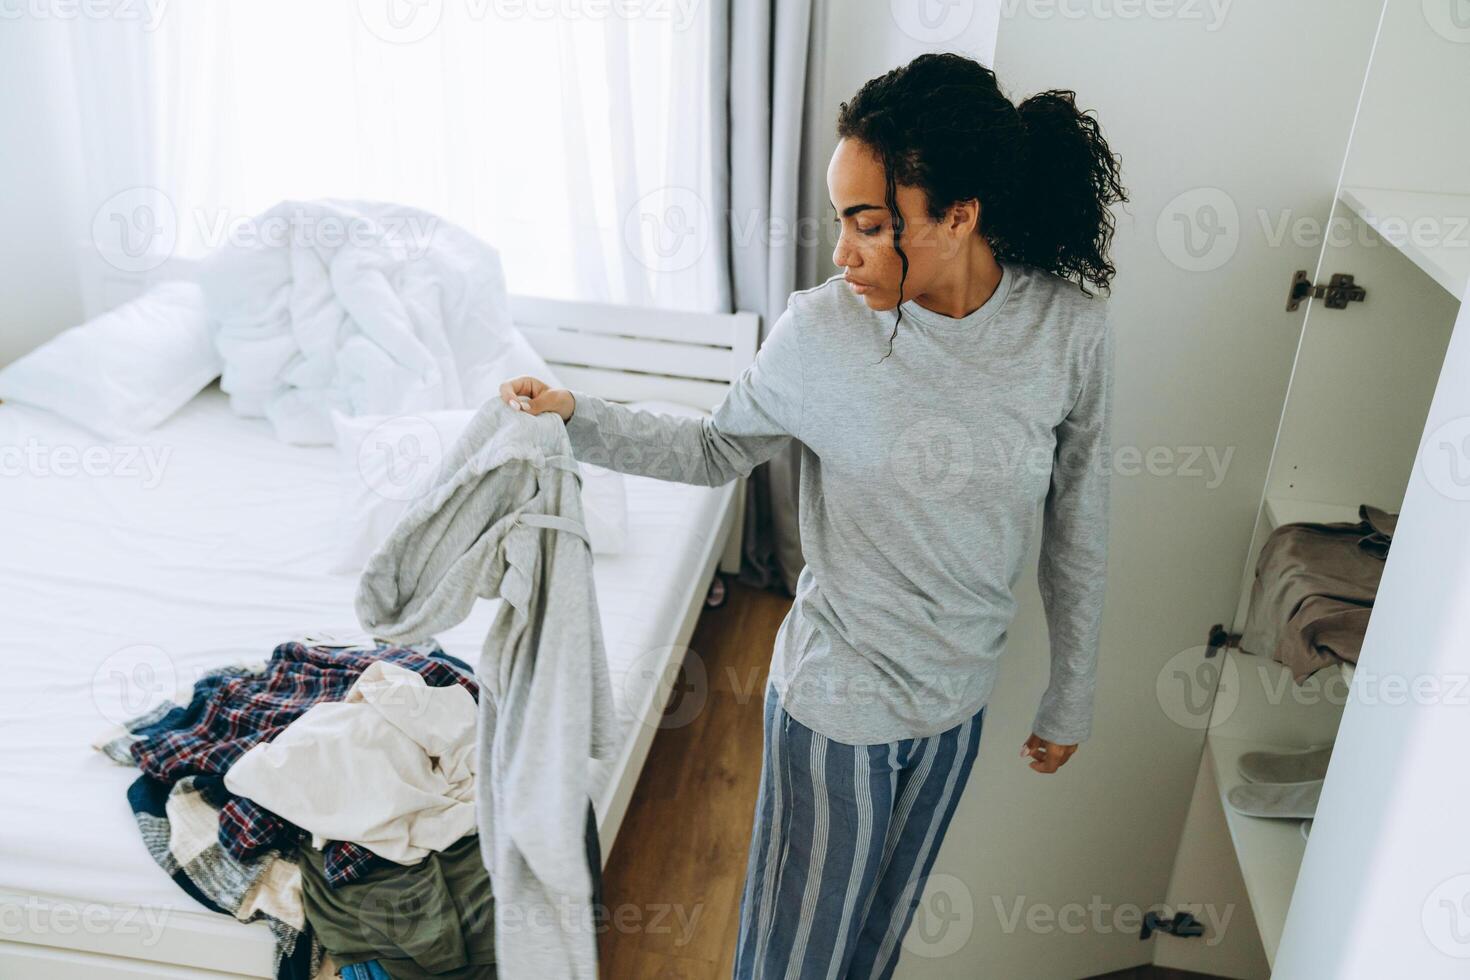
left=1338, top=185, right=1470, bottom=299
left=1263, top=495, right=1363, bottom=530
left=1205, top=733, right=1314, bottom=967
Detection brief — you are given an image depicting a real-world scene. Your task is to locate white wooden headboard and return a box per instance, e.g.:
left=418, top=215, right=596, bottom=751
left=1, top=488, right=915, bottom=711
left=509, top=294, right=760, bottom=411
left=78, top=250, right=762, bottom=410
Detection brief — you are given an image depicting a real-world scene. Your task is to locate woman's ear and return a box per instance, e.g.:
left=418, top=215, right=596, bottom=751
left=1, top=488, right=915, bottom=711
left=942, top=199, right=981, bottom=256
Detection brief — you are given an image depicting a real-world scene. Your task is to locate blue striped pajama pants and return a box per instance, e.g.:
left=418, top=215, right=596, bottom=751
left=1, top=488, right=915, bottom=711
left=733, top=682, right=986, bottom=979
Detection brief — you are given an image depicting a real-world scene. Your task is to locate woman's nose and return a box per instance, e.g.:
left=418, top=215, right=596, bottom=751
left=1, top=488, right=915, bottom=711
left=833, top=235, right=856, bottom=271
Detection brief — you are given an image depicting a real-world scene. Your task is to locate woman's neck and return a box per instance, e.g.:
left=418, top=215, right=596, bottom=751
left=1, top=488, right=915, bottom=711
left=909, top=238, right=1004, bottom=319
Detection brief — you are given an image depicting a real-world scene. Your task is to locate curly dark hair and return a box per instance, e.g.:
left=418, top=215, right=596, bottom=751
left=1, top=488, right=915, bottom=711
left=836, top=53, right=1127, bottom=351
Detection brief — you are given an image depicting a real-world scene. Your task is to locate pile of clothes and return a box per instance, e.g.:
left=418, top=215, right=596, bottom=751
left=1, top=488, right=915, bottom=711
left=96, top=399, right=619, bottom=980
left=96, top=639, right=498, bottom=980
left=1239, top=503, right=1398, bottom=681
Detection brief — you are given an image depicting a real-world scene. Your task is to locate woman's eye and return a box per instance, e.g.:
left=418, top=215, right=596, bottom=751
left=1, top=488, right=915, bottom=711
left=858, top=225, right=882, bottom=237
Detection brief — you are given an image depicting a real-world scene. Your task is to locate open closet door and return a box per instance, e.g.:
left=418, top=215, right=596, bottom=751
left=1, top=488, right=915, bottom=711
left=921, top=3, right=1386, bottom=978
left=1273, top=282, right=1470, bottom=978
left=1261, top=1, right=1470, bottom=975
left=1157, top=0, right=1470, bottom=976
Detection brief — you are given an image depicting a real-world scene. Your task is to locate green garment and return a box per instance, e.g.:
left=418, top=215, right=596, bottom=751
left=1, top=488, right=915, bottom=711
left=299, top=835, right=496, bottom=979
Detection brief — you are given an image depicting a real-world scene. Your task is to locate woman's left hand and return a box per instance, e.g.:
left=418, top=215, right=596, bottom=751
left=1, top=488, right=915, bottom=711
left=1020, top=734, right=1077, bottom=773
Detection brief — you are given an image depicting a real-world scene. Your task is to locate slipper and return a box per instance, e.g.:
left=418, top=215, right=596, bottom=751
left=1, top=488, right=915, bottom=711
left=1226, top=779, right=1323, bottom=819
left=1237, top=743, right=1333, bottom=785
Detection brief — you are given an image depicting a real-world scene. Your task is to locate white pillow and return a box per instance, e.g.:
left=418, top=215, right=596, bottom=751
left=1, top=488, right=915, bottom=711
left=0, top=282, right=219, bottom=440
left=330, top=408, right=629, bottom=574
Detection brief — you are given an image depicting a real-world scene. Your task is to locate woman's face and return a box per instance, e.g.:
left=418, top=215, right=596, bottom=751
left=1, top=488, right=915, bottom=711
left=826, top=137, right=975, bottom=311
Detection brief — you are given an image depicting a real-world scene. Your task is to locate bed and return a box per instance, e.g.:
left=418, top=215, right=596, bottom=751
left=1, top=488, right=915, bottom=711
left=0, top=293, right=759, bottom=978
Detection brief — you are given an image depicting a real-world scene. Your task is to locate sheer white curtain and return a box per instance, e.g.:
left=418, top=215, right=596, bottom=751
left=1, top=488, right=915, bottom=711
left=73, top=0, right=721, bottom=311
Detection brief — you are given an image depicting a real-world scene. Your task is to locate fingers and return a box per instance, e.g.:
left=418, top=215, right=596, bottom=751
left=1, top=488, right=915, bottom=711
left=498, top=378, right=569, bottom=419
left=1020, top=735, right=1076, bottom=774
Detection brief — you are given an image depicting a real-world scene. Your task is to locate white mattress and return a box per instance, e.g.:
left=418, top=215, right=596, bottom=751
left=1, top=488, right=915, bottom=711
left=0, top=387, right=730, bottom=922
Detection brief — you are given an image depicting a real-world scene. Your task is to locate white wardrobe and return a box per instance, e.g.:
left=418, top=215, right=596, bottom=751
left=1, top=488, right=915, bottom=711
left=1154, top=2, right=1470, bottom=976
left=919, top=2, right=1470, bottom=978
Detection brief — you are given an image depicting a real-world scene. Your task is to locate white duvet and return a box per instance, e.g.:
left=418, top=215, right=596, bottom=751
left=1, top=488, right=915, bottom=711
left=198, top=199, right=522, bottom=444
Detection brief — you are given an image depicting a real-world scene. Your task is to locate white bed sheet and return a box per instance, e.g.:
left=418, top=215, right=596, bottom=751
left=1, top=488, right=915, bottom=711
left=0, top=387, right=730, bottom=920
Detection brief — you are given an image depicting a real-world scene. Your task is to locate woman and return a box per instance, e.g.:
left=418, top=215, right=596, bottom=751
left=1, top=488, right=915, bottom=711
left=502, top=52, right=1124, bottom=980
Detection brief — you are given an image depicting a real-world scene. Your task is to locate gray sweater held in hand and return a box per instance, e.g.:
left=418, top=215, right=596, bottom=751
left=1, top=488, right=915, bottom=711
left=566, top=262, right=1114, bottom=746
left=357, top=402, right=616, bottom=980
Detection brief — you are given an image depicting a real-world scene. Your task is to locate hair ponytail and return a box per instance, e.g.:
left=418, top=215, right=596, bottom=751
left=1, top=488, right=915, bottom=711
left=989, top=89, right=1125, bottom=291
left=837, top=54, right=1127, bottom=309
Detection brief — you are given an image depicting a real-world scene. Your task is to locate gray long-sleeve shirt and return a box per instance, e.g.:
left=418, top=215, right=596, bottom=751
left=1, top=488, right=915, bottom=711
left=565, top=262, right=1114, bottom=745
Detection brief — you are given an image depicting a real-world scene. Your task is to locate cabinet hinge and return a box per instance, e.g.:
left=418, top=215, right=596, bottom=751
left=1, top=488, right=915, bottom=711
left=1141, top=910, right=1206, bottom=940
left=1286, top=270, right=1367, bottom=311
left=1205, top=623, right=1240, bottom=659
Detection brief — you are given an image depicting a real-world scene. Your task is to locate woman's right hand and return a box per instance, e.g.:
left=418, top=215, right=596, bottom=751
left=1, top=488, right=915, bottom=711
left=499, top=376, right=575, bottom=422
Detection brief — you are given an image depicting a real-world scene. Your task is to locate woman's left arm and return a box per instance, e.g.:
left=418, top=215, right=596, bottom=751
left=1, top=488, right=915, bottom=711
left=1029, top=310, right=1116, bottom=766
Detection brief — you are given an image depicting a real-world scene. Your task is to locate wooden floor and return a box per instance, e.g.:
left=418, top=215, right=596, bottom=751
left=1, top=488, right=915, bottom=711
left=598, top=579, right=789, bottom=978
left=596, top=581, right=1227, bottom=980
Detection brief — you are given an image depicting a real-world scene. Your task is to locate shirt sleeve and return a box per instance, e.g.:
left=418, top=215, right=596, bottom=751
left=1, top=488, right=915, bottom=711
left=1032, top=311, right=1115, bottom=746
left=562, top=305, right=804, bottom=487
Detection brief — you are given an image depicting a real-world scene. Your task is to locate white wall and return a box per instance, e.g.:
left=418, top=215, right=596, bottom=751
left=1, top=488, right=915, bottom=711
left=0, top=19, right=87, bottom=365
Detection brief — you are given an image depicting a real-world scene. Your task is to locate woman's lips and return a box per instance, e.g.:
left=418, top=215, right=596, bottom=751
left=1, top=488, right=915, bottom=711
left=845, top=279, right=875, bottom=295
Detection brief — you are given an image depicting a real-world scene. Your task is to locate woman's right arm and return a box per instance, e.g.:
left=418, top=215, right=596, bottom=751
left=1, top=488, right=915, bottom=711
left=499, top=306, right=805, bottom=487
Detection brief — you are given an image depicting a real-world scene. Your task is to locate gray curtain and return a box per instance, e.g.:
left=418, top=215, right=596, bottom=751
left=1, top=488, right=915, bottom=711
left=711, top=0, right=827, bottom=596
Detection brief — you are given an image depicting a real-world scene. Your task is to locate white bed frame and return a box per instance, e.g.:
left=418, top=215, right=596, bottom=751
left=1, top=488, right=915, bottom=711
left=1, top=274, right=761, bottom=979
